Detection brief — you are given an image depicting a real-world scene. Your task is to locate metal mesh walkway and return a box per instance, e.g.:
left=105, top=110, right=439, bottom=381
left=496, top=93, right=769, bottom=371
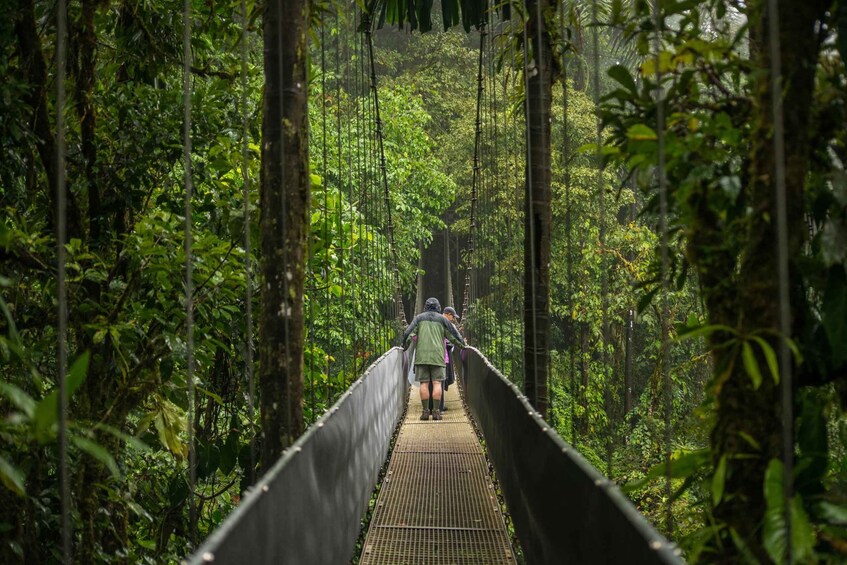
left=359, top=383, right=515, bottom=565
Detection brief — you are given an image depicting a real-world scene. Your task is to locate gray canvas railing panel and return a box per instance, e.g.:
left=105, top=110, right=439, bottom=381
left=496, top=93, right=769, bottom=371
left=459, top=347, right=685, bottom=565
left=188, top=347, right=407, bottom=564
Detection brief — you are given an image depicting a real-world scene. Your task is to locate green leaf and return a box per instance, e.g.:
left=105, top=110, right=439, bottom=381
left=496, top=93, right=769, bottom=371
left=712, top=454, right=727, bottom=506
left=0, top=455, right=25, bottom=497
left=627, top=124, right=657, bottom=141
left=817, top=501, right=847, bottom=525
left=197, top=386, right=224, bottom=406
left=737, top=431, right=761, bottom=451
left=763, top=459, right=815, bottom=563
left=72, top=436, right=121, bottom=479
left=750, top=336, right=779, bottom=384
left=741, top=341, right=762, bottom=389
left=622, top=448, right=710, bottom=492
left=93, top=423, right=151, bottom=452
left=607, top=64, right=638, bottom=95
left=34, top=352, right=90, bottom=442
left=0, top=382, right=35, bottom=419
left=676, top=323, right=735, bottom=342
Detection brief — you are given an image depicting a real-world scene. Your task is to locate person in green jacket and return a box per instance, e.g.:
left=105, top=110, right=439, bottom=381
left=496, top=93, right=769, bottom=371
left=403, top=297, right=466, bottom=421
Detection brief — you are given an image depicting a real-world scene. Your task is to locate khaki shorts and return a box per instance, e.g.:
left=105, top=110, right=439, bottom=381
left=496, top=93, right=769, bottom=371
left=415, top=364, right=446, bottom=383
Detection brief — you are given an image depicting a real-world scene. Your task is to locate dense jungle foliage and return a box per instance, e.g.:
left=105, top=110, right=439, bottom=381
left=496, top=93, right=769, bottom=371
left=1, top=0, right=845, bottom=562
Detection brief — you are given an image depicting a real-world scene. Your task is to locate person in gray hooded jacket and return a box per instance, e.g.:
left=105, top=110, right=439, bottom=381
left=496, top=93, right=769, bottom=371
left=403, top=297, right=466, bottom=420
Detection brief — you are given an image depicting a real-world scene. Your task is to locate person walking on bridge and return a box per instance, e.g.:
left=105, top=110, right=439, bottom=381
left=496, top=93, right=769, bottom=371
left=403, top=297, right=466, bottom=421
left=439, top=306, right=461, bottom=412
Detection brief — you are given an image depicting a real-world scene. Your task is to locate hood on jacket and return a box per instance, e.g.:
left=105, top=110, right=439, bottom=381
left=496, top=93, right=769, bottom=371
left=424, top=297, right=441, bottom=312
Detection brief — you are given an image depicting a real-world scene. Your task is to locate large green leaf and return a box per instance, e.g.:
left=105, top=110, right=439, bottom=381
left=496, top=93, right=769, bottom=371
left=607, top=64, right=638, bottom=96
left=741, top=341, right=762, bottom=389
left=0, top=382, right=36, bottom=419
left=763, top=459, right=815, bottom=563
left=622, top=448, right=710, bottom=491
left=34, top=352, right=90, bottom=442
left=0, top=455, right=25, bottom=497
left=72, top=436, right=121, bottom=479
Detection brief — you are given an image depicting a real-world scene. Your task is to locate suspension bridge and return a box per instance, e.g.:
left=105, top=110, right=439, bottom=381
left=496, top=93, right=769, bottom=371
left=19, top=0, right=817, bottom=561
left=182, top=6, right=686, bottom=562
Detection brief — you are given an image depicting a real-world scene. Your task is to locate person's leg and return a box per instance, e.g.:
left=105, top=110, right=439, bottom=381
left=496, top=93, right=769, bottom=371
left=417, top=366, right=431, bottom=420
left=431, top=367, right=446, bottom=420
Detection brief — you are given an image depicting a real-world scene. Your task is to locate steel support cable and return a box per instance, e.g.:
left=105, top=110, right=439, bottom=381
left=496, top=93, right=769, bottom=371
left=491, top=17, right=506, bottom=370
left=508, top=16, right=520, bottom=379
left=486, top=35, right=493, bottom=352
left=523, top=0, right=541, bottom=409
left=369, top=34, right=387, bottom=352
left=650, top=0, right=673, bottom=534
left=240, top=0, right=256, bottom=483
left=590, top=0, right=612, bottom=478
left=765, top=0, right=793, bottom=560
left=465, top=27, right=486, bottom=344
left=363, top=46, right=382, bottom=349
left=357, top=27, right=371, bottom=356
left=338, top=4, right=350, bottom=385
left=321, top=21, right=332, bottom=405
left=275, top=0, right=293, bottom=447
left=354, top=21, right=368, bottom=360
left=559, top=0, right=576, bottom=446
left=55, top=0, right=71, bottom=559
left=494, top=19, right=503, bottom=365
left=365, top=23, right=407, bottom=335
left=366, top=77, right=384, bottom=350
left=343, top=2, right=356, bottom=380
left=479, top=29, right=489, bottom=353
left=490, top=20, right=499, bottom=358
left=182, top=0, right=197, bottom=543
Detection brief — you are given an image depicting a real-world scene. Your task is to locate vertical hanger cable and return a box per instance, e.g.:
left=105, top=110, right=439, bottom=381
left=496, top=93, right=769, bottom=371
left=650, top=0, right=673, bottom=534
left=182, top=0, right=197, bottom=543
left=56, top=0, right=71, bottom=559
left=240, top=0, right=256, bottom=482
left=766, top=0, right=793, bottom=559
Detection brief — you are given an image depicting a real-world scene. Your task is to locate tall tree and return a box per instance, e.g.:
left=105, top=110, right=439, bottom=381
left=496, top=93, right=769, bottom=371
left=523, top=0, right=553, bottom=417
left=259, top=0, right=310, bottom=468
left=708, top=0, right=832, bottom=556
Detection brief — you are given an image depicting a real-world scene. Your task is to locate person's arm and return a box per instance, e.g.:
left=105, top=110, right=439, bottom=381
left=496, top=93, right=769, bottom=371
left=442, top=318, right=466, bottom=348
left=402, top=317, right=419, bottom=348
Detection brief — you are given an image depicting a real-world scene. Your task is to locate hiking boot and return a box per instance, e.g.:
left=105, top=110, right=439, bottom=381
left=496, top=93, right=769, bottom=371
left=419, top=410, right=430, bottom=421
left=431, top=409, right=442, bottom=421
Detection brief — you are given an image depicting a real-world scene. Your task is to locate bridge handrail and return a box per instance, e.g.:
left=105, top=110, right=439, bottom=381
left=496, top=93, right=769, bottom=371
left=460, top=347, right=685, bottom=564
left=187, top=347, right=407, bottom=564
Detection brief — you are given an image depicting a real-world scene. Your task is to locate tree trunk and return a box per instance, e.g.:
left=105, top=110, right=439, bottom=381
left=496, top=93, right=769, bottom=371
left=259, top=0, right=309, bottom=470
left=706, top=0, right=826, bottom=558
left=522, top=0, right=552, bottom=419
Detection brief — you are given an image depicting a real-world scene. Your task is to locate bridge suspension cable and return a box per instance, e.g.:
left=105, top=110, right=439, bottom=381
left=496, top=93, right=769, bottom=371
left=365, top=19, right=407, bottom=331
left=239, top=0, right=257, bottom=487
left=55, top=0, right=70, bottom=559
left=182, top=0, right=198, bottom=544
left=462, top=25, right=486, bottom=343
left=649, top=0, right=674, bottom=534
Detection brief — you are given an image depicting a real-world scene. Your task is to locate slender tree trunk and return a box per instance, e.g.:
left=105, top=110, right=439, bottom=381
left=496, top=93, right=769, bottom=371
left=523, top=0, right=553, bottom=419
left=259, top=0, right=309, bottom=470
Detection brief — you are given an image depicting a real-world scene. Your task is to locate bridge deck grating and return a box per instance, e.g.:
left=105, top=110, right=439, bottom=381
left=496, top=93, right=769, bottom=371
left=359, top=383, right=514, bottom=564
